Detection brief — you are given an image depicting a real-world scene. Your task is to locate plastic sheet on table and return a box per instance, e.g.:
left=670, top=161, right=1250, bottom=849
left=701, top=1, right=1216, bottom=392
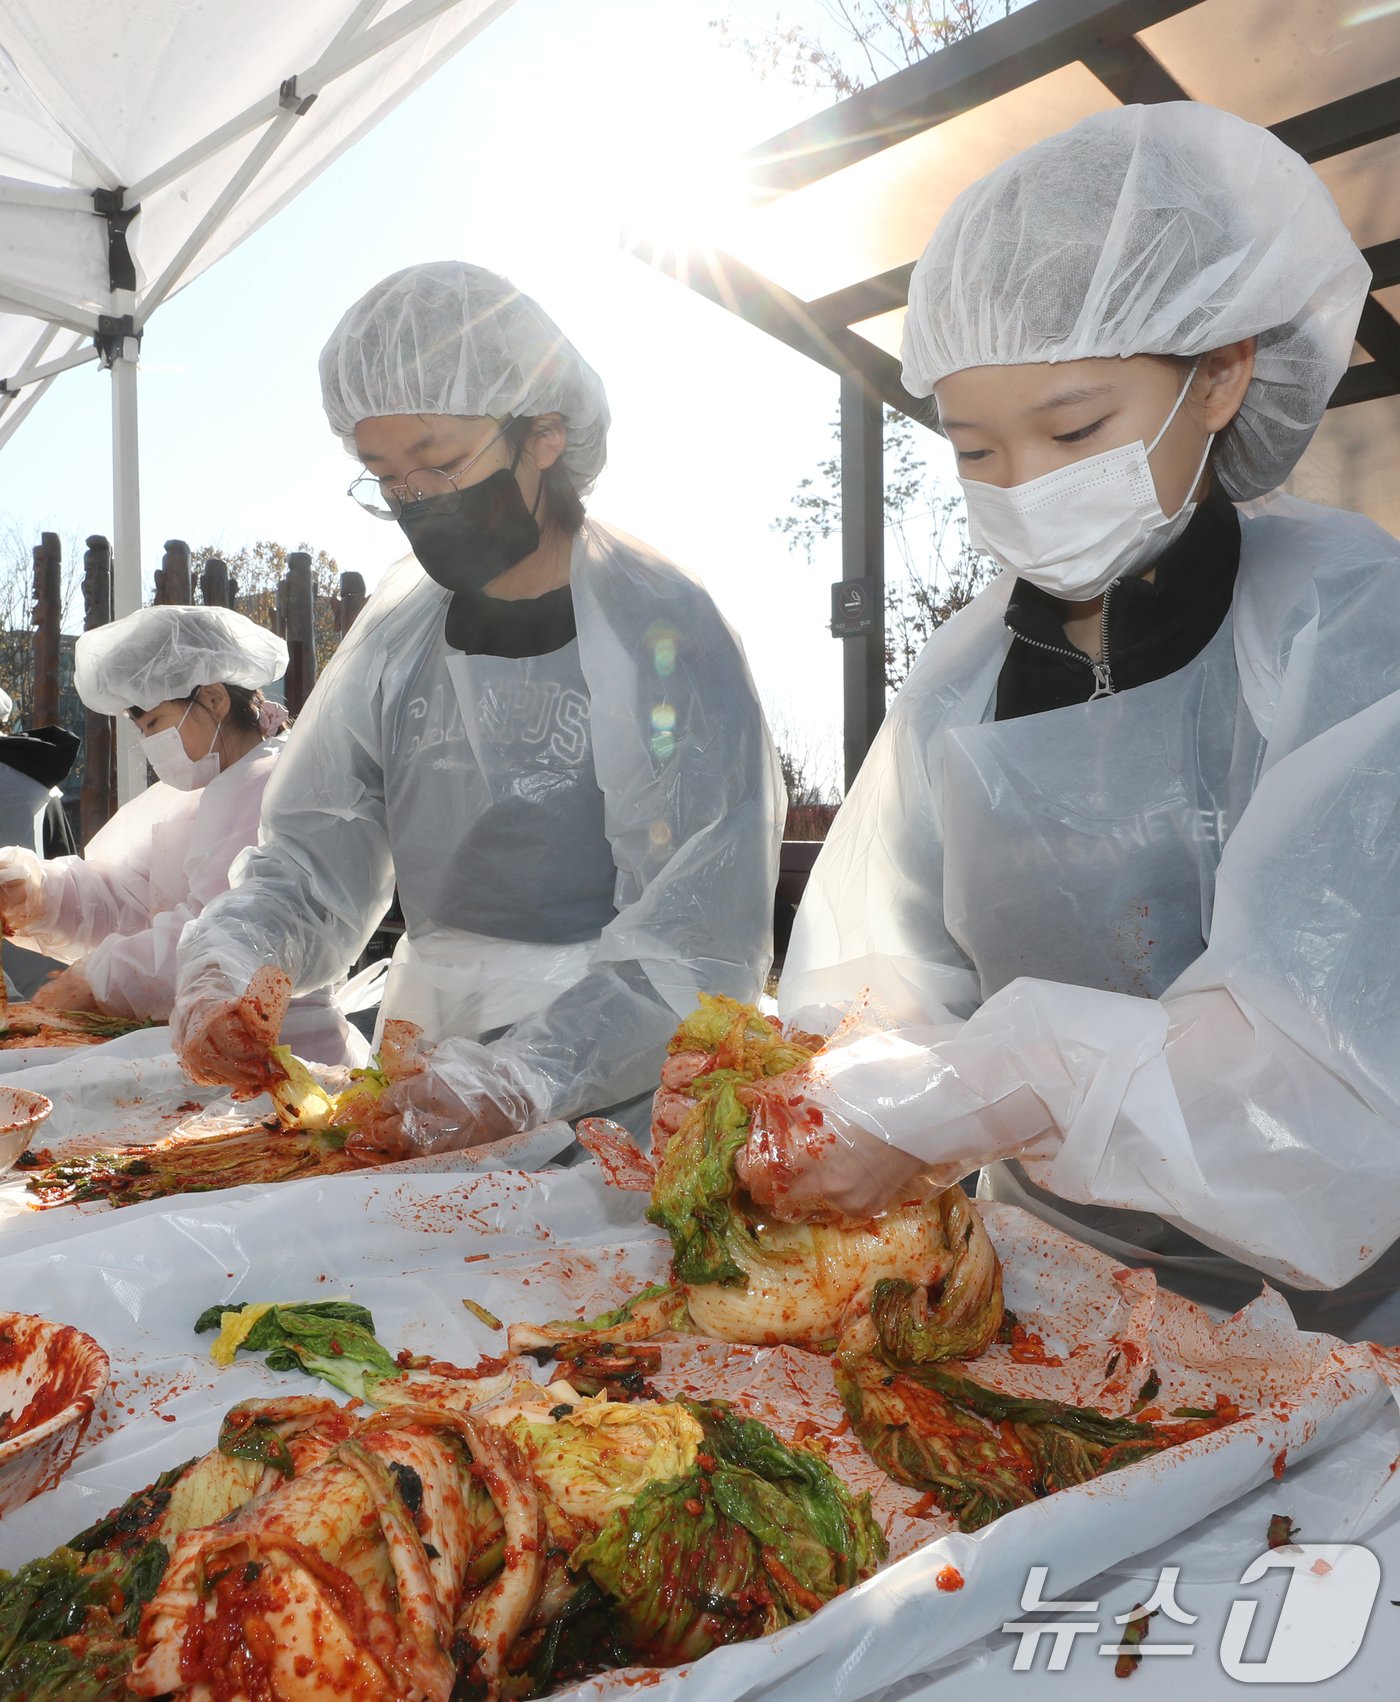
left=0, top=1167, right=1398, bottom=1700
left=0, top=1034, right=576, bottom=1250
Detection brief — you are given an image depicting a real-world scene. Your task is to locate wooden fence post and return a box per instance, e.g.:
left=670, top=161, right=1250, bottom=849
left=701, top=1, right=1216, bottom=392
left=282, top=551, right=317, bottom=715
left=154, top=538, right=192, bottom=605
left=199, top=556, right=233, bottom=609
left=332, top=570, right=366, bottom=637
left=81, top=535, right=116, bottom=840
left=31, top=532, right=61, bottom=727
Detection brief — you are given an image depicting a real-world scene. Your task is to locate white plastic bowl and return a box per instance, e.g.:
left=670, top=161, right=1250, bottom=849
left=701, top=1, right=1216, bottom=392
left=0, top=1083, right=52, bottom=1177
left=0, top=1312, right=109, bottom=1513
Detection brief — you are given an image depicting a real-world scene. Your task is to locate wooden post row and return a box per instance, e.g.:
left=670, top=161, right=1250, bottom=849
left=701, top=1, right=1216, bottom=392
left=153, top=538, right=192, bottom=606
left=282, top=552, right=317, bottom=716
left=199, top=556, right=234, bottom=609
left=333, top=571, right=365, bottom=637
left=30, top=532, right=62, bottom=728
left=81, top=535, right=116, bottom=840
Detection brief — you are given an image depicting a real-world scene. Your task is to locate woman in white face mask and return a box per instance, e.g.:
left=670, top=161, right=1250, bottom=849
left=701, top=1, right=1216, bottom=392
left=773, top=102, right=1400, bottom=1342
left=0, top=605, right=359, bottom=1065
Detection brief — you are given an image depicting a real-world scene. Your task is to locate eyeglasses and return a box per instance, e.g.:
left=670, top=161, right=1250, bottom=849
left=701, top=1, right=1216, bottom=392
left=347, top=422, right=512, bottom=520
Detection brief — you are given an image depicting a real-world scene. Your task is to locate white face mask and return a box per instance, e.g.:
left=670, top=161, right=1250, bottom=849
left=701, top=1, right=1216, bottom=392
left=958, top=362, right=1214, bottom=600
left=141, top=701, right=221, bottom=792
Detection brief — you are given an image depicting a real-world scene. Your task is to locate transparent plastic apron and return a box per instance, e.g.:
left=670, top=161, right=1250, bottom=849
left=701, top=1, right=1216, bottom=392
left=940, top=613, right=1279, bottom=1301
left=375, top=646, right=602, bottom=1048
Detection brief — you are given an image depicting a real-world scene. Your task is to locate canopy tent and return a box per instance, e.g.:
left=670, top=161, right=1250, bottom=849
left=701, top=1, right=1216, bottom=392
left=0, top=0, right=514, bottom=794
left=636, top=0, right=1400, bottom=783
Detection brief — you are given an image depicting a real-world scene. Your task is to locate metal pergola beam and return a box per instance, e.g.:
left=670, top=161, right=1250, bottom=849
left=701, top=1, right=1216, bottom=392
left=840, top=375, right=885, bottom=790
left=647, top=1, right=1400, bottom=787
left=636, top=240, right=923, bottom=417
left=1273, top=74, right=1400, bottom=164
left=742, top=0, right=1198, bottom=196
left=1355, top=298, right=1400, bottom=385
left=1366, top=238, right=1400, bottom=293
left=1080, top=33, right=1188, bottom=104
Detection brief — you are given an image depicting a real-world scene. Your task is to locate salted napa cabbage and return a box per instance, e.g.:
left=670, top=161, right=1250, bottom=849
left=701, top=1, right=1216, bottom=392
left=503, top=1390, right=703, bottom=1530
left=195, top=1298, right=400, bottom=1401
left=646, top=1011, right=1003, bottom=1351
left=569, top=1400, right=885, bottom=1666
left=0, top=1397, right=356, bottom=1702
left=129, top=1404, right=534, bottom=1701
left=834, top=1353, right=1198, bottom=1531
left=265, top=1045, right=338, bottom=1129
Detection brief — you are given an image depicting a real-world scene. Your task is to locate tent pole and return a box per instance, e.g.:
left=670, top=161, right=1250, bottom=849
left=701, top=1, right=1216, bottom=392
left=109, top=292, right=145, bottom=803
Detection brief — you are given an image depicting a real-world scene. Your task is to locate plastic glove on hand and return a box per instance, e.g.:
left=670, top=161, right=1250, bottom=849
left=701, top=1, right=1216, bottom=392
left=31, top=963, right=99, bottom=1013
left=736, top=1073, right=935, bottom=1225
left=0, top=849, right=44, bottom=935
left=346, top=1024, right=527, bottom=1161
left=176, top=964, right=293, bottom=1094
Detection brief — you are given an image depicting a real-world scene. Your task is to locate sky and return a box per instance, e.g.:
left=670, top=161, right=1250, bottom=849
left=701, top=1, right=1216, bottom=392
left=0, top=0, right=963, bottom=796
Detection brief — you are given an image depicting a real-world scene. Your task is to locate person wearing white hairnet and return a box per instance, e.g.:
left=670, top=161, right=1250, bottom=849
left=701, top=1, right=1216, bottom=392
left=171, top=261, right=782, bottom=1154
left=772, top=103, right=1400, bottom=1340
left=0, top=605, right=356, bottom=1062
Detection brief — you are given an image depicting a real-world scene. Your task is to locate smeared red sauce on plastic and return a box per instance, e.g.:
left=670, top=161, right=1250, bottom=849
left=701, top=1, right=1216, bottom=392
left=935, top=1566, right=964, bottom=1592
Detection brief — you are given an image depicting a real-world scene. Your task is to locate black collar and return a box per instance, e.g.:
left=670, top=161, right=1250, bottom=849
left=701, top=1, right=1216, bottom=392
left=444, top=581, right=577, bottom=658
left=995, top=482, right=1241, bottom=721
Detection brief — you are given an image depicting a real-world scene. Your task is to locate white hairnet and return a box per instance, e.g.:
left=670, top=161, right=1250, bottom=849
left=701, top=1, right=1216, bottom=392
left=901, top=103, right=1371, bottom=499
left=319, top=261, right=610, bottom=496
left=75, top=606, right=289, bottom=715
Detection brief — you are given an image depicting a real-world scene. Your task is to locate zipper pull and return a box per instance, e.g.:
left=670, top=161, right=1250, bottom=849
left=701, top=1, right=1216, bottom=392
left=1089, top=660, right=1115, bottom=700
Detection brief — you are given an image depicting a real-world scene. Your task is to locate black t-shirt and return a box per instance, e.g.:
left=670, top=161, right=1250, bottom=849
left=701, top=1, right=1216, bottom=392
left=444, top=582, right=577, bottom=658
left=994, top=483, right=1242, bottom=721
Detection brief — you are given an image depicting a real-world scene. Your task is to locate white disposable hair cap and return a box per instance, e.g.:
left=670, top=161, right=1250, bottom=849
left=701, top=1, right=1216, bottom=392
left=901, top=103, right=1371, bottom=499
left=319, top=261, right=610, bottom=496
left=75, top=606, right=289, bottom=715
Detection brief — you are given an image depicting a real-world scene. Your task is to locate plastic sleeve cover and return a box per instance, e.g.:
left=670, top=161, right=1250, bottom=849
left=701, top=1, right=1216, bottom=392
left=7, top=840, right=154, bottom=960
left=172, top=631, right=396, bottom=1030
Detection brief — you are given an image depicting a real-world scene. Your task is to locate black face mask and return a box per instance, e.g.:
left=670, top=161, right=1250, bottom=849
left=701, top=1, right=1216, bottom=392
left=396, top=465, right=540, bottom=595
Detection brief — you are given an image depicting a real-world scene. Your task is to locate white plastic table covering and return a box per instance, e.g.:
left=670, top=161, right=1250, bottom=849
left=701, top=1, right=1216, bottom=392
left=0, top=1168, right=1397, bottom=1702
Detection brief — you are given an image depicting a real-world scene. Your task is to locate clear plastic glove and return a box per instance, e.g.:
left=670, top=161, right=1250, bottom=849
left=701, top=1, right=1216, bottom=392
left=736, top=1074, right=936, bottom=1224
left=0, top=848, right=46, bottom=935
left=31, top=962, right=99, bottom=1013
left=734, top=997, right=1081, bottom=1223
left=347, top=1026, right=535, bottom=1161
left=174, top=964, right=293, bottom=1094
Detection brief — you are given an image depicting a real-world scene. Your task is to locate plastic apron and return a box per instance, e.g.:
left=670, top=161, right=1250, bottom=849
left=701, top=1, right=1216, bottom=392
left=942, top=611, right=1400, bottom=1336
left=374, top=642, right=606, bottom=1049
left=941, top=612, right=1253, bottom=1006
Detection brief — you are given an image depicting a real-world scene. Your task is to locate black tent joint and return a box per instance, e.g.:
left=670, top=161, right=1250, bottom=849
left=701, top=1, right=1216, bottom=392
left=94, top=313, right=141, bottom=368
left=279, top=76, right=319, bottom=117
left=92, top=187, right=140, bottom=295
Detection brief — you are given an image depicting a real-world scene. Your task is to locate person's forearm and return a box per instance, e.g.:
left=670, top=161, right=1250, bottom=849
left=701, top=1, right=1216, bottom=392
left=176, top=832, right=394, bottom=1015
left=482, top=960, right=685, bottom=1124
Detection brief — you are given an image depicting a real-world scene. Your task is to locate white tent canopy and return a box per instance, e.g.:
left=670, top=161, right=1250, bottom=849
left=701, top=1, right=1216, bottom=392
left=0, top=0, right=514, bottom=794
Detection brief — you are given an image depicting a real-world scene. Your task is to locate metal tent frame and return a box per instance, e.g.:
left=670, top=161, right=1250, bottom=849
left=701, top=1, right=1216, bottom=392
left=0, top=0, right=513, bottom=796
left=638, top=0, right=1400, bottom=785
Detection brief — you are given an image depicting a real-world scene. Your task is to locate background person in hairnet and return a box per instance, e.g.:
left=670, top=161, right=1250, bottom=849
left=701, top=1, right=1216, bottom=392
left=171, top=261, right=783, bottom=1156
left=0, top=606, right=359, bottom=1065
left=770, top=103, right=1400, bottom=1341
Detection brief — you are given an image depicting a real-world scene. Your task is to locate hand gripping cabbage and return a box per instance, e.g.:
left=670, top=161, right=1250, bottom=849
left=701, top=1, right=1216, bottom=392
left=529, top=995, right=1004, bottom=1356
